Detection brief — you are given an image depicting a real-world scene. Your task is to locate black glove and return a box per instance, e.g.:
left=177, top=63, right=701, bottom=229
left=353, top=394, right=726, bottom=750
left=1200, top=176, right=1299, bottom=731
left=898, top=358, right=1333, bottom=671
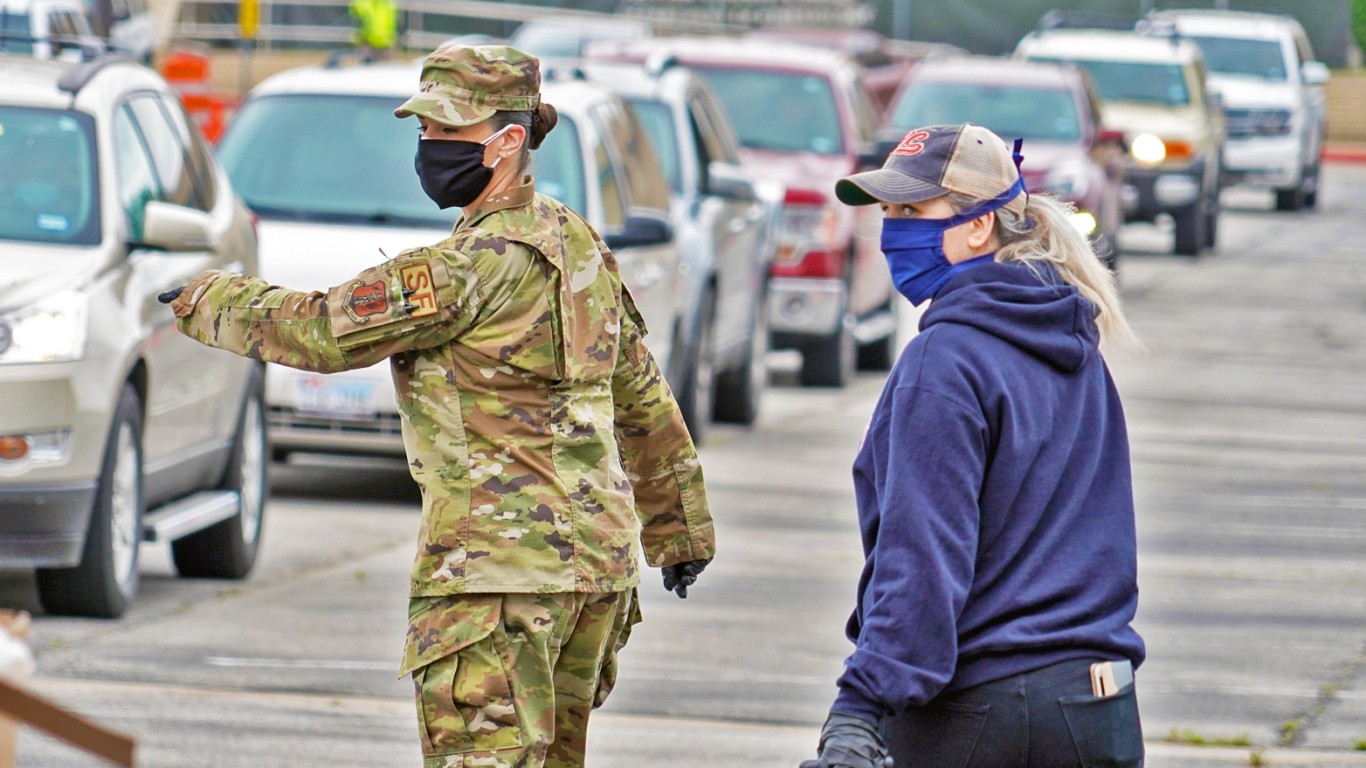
left=158, top=286, right=185, bottom=304
left=799, top=713, right=893, bottom=768
left=661, top=558, right=710, bottom=599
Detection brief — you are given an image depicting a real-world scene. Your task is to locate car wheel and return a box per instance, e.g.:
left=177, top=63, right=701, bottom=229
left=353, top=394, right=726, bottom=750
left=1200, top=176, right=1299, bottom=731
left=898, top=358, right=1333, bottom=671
left=674, top=291, right=715, bottom=445
left=1275, top=174, right=1307, bottom=211
left=713, top=298, right=767, bottom=425
left=1302, top=160, right=1320, bottom=210
left=1173, top=202, right=1205, bottom=257
left=172, top=367, right=268, bottom=579
left=1203, top=199, right=1219, bottom=249
left=36, top=385, right=144, bottom=618
left=856, top=301, right=897, bottom=372
left=799, top=302, right=856, bottom=388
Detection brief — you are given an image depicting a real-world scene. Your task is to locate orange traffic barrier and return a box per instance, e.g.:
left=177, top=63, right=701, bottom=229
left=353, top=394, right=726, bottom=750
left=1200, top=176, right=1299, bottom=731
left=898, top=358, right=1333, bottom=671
left=160, top=47, right=236, bottom=144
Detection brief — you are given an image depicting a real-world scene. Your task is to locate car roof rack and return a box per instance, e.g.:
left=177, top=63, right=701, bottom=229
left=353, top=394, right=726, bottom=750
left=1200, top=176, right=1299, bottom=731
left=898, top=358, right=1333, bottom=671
left=1036, top=10, right=1139, bottom=32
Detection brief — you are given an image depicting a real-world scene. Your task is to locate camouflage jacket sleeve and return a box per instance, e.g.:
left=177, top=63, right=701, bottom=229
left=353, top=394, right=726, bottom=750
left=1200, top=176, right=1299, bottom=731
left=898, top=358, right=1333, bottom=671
left=611, top=289, right=716, bottom=569
left=171, top=248, right=478, bottom=372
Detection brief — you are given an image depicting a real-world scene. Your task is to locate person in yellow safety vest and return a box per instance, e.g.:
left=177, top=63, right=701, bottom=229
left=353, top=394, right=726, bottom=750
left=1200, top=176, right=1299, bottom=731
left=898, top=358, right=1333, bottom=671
left=349, top=0, right=398, bottom=61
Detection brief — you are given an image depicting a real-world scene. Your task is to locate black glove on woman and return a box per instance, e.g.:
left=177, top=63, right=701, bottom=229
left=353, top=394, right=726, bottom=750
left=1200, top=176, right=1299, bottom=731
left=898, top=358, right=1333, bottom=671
left=799, top=713, right=893, bottom=768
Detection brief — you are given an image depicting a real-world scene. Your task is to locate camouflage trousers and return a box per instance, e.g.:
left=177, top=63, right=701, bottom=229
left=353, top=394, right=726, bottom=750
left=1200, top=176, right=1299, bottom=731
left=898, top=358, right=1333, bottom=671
left=405, top=590, right=641, bottom=768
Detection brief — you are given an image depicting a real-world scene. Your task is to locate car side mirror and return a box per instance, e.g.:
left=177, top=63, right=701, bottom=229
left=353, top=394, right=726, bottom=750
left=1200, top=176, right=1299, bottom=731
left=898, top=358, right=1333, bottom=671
left=604, top=211, right=672, bottom=250
left=1301, top=61, right=1330, bottom=86
left=1206, top=89, right=1224, bottom=114
left=858, top=137, right=900, bottom=170
left=705, top=161, right=755, bottom=201
left=138, top=201, right=217, bottom=252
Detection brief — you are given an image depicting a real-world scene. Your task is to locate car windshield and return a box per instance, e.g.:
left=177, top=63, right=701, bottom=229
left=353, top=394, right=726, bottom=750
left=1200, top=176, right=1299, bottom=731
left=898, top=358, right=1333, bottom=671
left=0, top=107, right=100, bottom=246
left=529, top=113, right=584, bottom=214
left=626, top=99, right=681, bottom=194
left=891, top=82, right=1081, bottom=142
left=692, top=67, right=843, bottom=155
left=0, top=12, right=34, bottom=54
left=1187, top=35, right=1287, bottom=81
left=216, top=94, right=461, bottom=228
left=1032, top=57, right=1190, bottom=106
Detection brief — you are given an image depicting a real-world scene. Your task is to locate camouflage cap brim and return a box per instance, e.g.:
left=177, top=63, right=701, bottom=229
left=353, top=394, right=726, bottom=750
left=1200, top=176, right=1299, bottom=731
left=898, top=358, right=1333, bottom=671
left=393, top=93, right=497, bottom=127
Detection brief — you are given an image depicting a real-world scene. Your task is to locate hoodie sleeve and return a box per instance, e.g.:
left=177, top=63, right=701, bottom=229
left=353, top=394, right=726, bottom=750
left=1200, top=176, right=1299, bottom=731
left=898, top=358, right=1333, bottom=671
left=832, top=380, right=988, bottom=721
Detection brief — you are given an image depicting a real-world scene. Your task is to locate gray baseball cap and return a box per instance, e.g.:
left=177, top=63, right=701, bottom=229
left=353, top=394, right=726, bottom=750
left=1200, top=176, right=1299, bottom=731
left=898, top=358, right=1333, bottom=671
left=836, top=123, right=1026, bottom=216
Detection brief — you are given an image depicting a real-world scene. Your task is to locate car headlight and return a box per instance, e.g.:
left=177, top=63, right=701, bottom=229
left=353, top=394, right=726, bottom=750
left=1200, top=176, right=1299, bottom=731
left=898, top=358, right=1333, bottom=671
left=1068, top=212, right=1098, bottom=237
left=1130, top=133, right=1167, bottom=166
left=0, top=290, right=89, bottom=364
left=1043, top=161, right=1090, bottom=199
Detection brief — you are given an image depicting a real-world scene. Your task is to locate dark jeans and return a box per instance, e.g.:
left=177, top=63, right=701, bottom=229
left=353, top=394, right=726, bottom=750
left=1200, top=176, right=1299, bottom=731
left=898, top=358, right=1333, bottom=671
left=883, top=659, right=1144, bottom=768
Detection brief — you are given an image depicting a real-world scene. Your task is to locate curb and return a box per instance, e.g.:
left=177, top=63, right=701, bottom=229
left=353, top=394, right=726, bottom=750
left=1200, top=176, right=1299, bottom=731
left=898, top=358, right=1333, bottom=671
left=1323, top=144, right=1366, bottom=164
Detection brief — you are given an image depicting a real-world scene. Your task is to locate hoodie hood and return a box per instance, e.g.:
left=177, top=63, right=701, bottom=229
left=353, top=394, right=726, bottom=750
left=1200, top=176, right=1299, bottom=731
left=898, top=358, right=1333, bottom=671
left=921, top=259, right=1097, bottom=373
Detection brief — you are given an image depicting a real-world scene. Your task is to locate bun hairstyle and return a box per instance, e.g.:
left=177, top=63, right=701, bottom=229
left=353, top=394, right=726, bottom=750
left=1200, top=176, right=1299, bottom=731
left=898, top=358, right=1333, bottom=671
left=528, top=103, right=558, bottom=150
left=490, top=103, right=558, bottom=172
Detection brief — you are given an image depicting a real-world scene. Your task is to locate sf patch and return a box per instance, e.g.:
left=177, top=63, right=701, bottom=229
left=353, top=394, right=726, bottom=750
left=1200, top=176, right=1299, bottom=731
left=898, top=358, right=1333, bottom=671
left=400, top=262, right=438, bottom=318
left=328, top=256, right=451, bottom=347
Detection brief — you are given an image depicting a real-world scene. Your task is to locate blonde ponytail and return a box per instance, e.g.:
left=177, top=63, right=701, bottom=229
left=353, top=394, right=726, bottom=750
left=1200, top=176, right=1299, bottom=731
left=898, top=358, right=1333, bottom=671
left=950, top=191, right=1137, bottom=349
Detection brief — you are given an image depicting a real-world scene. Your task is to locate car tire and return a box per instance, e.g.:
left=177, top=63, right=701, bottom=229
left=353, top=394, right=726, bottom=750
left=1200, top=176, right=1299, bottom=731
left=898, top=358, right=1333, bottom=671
left=1203, top=200, right=1219, bottom=249
left=1275, top=175, right=1307, bottom=211
left=674, top=291, right=716, bottom=446
left=1302, top=159, right=1320, bottom=210
left=1173, top=202, right=1205, bottom=257
left=799, top=302, right=856, bottom=388
left=856, top=301, right=897, bottom=372
left=713, top=299, right=767, bottom=425
left=36, top=385, right=144, bottom=618
left=171, top=367, right=268, bottom=580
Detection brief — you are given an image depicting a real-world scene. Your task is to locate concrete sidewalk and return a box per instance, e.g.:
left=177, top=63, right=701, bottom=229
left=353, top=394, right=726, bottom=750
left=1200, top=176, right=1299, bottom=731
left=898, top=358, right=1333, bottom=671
left=586, top=711, right=1366, bottom=767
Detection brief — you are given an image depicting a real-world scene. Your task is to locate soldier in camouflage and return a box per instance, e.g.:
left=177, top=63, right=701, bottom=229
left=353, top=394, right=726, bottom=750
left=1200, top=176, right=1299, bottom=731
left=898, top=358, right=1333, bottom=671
left=164, top=44, right=716, bottom=768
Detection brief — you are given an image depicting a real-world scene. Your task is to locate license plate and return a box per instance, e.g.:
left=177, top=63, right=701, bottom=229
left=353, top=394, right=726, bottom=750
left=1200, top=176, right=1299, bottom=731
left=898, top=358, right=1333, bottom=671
left=293, top=375, right=374, bottom=418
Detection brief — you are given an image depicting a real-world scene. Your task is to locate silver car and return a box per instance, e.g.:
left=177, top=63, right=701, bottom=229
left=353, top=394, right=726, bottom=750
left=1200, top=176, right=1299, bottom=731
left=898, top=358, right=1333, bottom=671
left=0, top=51, right=265, bottom=617
left=580, top=59, right=774, bottom=439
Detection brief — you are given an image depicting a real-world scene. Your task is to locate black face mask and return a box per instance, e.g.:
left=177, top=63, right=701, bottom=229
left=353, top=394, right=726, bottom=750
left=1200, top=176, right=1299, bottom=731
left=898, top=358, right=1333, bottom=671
left=413, top=126, right=510, bottom=209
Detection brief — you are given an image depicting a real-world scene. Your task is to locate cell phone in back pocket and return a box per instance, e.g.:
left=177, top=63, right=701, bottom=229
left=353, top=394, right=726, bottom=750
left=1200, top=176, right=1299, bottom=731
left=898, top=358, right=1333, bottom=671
left=1089, top=660, right=1134, bottom=698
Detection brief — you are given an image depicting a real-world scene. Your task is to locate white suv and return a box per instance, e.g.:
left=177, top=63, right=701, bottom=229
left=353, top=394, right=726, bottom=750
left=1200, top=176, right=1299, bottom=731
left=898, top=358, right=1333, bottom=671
left=1145, top=10, right=1329, bottom=210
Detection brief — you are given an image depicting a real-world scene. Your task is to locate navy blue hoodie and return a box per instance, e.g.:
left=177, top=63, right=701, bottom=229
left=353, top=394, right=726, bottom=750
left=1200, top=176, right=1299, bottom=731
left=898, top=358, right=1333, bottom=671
left=832, top=258, right=1145, bottom=723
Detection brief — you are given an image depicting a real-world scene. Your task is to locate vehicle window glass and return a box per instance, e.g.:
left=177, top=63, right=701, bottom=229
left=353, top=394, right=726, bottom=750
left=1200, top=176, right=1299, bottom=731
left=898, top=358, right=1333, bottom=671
left=1029, top=57, right=1190, bottom=106
left=155, top=93, right=217, bottom=210
left=533, top=114, right=585, bottom=214
left=127, top=94, right=200, bottom=208
left=49, top=11, right=75, bottom=36
left=216, top=94, right=458, bottom=228
left=593, top=133, right=627, bottom=230
left=690, top=92, right=739, bottom=165
left=693, top=66, right=843, bottom=155
left=626, top=99, right=681, bottom=195
left=1184, top=36, right=1286, bottom=81
left=112, top=104, right=161, bottom=241
left=850, top=80, right=879, bottom=144
left=891, top=82, right=1080, bottom=142
left=0, top=106, right=100, bottom=245
left=0, top=13, right=33, bottom=54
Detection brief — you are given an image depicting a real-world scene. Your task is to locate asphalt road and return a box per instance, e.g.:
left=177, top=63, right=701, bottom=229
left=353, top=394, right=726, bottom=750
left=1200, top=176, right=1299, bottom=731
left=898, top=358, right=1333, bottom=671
left=4, top=163, right=1366, bottom=767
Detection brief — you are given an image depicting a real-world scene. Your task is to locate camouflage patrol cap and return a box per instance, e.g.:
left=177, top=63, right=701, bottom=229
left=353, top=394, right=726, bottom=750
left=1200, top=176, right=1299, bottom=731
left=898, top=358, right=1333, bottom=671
left=394, top=44, right=541, bottom=127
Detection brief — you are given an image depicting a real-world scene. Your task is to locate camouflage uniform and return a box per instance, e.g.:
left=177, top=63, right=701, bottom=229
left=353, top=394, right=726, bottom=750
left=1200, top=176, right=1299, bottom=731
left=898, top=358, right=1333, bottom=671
left=171, top=44, right=715, bottom=768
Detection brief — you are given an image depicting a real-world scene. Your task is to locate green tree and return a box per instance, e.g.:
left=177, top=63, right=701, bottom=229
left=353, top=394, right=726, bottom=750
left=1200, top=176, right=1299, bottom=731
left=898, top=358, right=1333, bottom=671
left=1355, top=0, right=1366, bottom=61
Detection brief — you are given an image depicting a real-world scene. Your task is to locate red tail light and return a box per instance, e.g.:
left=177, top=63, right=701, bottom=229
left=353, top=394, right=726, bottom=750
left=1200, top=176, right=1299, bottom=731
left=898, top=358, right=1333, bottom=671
left=774, top=187, right=842, bottom=278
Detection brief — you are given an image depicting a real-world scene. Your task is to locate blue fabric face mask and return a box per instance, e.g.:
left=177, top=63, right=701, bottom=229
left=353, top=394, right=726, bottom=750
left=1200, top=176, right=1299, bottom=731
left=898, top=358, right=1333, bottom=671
left=880, top=177, right=1027, bottom=306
